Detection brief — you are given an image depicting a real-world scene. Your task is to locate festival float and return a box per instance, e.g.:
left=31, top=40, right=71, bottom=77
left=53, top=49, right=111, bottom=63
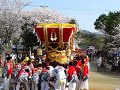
left=35, top=23, right=77, bottom=64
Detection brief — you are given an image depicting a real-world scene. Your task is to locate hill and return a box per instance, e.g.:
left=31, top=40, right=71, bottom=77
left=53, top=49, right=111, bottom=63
left=81, top=30, right=103, bottom=36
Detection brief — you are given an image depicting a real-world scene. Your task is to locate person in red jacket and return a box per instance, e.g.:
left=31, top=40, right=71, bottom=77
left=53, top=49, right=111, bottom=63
left=0, top=56, right=13, bottom=90
left=79, top=58, right=89, bottom=90
left=68, top=62, right=78, bottom=90
left=73, top=61, right=82, bottom=80
left=13, top=59, right=22, bottom=79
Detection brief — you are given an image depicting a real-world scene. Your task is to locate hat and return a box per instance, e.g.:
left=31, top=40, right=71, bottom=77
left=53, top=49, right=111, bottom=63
left=6, top=56, right=12, bottom=61
left=24, top=57, right=29, bottom=62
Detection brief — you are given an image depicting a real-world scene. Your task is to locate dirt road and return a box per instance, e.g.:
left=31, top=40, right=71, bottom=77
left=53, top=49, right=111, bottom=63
left=89, top=61, right=120, bottom=90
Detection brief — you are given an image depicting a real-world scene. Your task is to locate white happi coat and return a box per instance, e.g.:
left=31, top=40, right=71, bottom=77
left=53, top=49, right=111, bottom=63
left=53, top=66, right=66, bottom=90
left=16, top=69, right=30, bottom=90
left=31, top=70, right=41, bottom=90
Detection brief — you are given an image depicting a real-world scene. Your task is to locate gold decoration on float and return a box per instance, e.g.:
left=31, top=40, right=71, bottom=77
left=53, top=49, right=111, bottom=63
left=50, top=29, right=57, bottom=41
left=37, top=48, right=42, bottom=56
left=35, top=23, right=78, bottom=64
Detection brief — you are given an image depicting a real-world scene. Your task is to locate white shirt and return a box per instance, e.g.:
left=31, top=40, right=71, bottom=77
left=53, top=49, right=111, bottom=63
left=97, top=57, right=102, bottom=67
left=30, top=55, right=35, bottom=59
left=48, top=66, right=54, bottom=77
left=11, top=54, right=17, bottom=60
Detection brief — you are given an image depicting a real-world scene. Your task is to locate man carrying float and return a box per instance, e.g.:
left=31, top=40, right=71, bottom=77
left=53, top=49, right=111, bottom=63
left=78, top=56, right=89, bottom=90
left=34, top=23, right=90, bottom=90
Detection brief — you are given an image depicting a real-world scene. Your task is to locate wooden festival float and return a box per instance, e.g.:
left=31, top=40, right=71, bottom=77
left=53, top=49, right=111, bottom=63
left=35, top=23, right=77, bottom=64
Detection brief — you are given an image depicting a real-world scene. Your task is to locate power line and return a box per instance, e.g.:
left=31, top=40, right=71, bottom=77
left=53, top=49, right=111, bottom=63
left=27, top=4, right=119, bottom=12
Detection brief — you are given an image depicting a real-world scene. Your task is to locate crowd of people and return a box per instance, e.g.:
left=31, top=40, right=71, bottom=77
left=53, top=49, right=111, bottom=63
left=0, top=49, right=90, bottom=90
left=95, top=49, right=120, bottom=73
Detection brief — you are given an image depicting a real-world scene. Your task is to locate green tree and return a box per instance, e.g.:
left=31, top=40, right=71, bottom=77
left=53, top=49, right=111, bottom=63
left=69, top=19, right=77, bottom=24
left=21, top=17, right=38, bottom=49
left=75, top=30, right=81, bottom=40
left=12, top=37, right=19, bottom=45
left=94, top=11, right=120, bottom=49
left=75, top=30, right=104, bottom=49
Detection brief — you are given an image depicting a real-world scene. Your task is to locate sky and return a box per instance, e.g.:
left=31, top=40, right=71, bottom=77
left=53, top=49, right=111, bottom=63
left=25, top=0, right=120, bottom=32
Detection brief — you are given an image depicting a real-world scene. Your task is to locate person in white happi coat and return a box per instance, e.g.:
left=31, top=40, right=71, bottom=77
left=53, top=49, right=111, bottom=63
left=16, top=68, right=30, bottom=90
left=31, top=64, right=42, bottom=90
left=47, top=62, right=55, bottom=87
left=47, top=62, right=54, bottom=77
left=16, top=61, right=32, bottom=90
left=40, top=66, right=50, bottom=90
left=13, top=59, right=22, bottom=80
left=53, top=62, right=67, bottom=90
left=0, top=57, right=13, bottom=90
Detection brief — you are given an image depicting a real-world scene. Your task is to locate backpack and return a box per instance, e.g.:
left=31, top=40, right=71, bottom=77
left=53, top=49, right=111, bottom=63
left=40, top=71, right=50, bottom=81
left=2, top=63, right=9, bottom=78
left=68, top=74, right=78, bottom=82
left=77, top=69, right=83, bottom=80
left=68, top=74, right=72, bottom=82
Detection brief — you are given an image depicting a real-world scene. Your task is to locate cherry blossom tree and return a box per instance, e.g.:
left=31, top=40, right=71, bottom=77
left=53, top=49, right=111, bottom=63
left=21, top=7, right=71, bottom=24
left=0, top=0, right=31, bottom=59
left=0, top=1, right=74, bottom=52
left=19, top=7, right=72, bottom=49
left=0, top=0, right=30, bottom=44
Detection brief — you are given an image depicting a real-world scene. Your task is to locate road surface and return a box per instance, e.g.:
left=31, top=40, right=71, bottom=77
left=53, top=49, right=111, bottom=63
left=89, top=61, right=120, bottom=90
